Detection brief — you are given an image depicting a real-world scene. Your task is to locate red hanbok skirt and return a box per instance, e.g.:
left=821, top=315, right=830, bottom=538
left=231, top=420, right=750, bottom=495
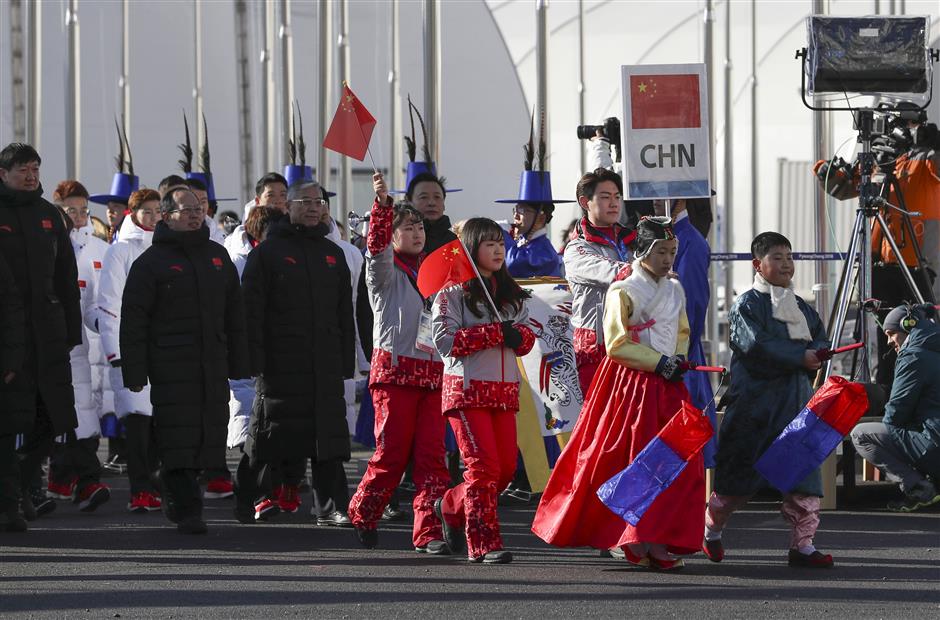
left=531, top=356, right=705, bottom=555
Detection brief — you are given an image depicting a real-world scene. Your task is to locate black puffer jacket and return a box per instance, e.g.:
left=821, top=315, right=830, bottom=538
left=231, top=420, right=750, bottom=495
left=120, top=222, right=250, bottom=470
left=0, top=252, right=27, bottom=425
left=241, top=220, right=355, bottom=463
left=0, top=182, right=81, bottom=435
left=423, top=214, right=457, bottom=254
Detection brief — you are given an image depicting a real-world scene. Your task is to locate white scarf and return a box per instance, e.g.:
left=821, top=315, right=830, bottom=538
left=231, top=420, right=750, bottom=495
left=752, top=273, right=811, bottom=342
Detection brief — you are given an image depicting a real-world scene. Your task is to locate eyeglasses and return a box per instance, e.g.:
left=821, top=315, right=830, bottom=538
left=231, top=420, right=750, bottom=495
left=289, top=198, right=328, bottom=207
left=170, top=206, right=205, bottom=215
left=64, top=207, right=90, bottom=216
left=513, top=205, right=538, bottom=216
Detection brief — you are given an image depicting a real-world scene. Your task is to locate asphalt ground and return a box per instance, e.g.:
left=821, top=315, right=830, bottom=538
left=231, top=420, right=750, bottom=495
left=1, top=447, right=938, bottom=619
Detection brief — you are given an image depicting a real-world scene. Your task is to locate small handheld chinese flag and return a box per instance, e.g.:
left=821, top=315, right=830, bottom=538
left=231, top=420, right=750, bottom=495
left=597, top=402, right=713, bottom=526
left=322, top=82, right=376, bottom=161
left=417, top=239, right=476, bottom=299
left=755, top=376, right=868, bottom=493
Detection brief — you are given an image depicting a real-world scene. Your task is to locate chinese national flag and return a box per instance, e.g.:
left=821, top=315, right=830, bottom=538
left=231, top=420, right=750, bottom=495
left=322, top=82, right=376, bottom=161
left=417, top=239, right=477, bottom=299
left=630, top=74, right=701, bottom=129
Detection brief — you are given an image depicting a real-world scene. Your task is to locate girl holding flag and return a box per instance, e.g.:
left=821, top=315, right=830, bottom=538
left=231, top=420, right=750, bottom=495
left=428, top=218, right=536, bottom=564
left=347, top=173, right=452, bottom=554
left=532, top=217, right=703, bottom=571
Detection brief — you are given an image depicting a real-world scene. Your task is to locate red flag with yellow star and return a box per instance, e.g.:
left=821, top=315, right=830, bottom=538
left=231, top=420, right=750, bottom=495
left=322, top=82, right=376, bottom=161
left=417, top=239, right=477, bottom=299
left=630, top=74, right=701, bottom=129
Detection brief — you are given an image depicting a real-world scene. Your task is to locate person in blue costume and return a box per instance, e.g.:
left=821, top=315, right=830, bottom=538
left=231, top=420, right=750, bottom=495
left=656, top=198, right=716, bottom=467
left=703, top=231, right=835, bottom=569
left=495, top=123, right=572, bottom=279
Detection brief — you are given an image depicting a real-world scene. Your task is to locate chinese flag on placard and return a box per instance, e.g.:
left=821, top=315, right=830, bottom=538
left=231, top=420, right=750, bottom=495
left=417, top=239, right=477, bottom=299
left=630, top=74, right=701, bottom=129
left=322, top=82, right=377, bottom=161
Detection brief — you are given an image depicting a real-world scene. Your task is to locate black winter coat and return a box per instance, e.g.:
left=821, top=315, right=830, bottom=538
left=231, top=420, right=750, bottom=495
left=120, top=222, right=250, bottom=470
left=241, top=220, right=355, bottom=463
left=423, top=214, right=458, bottom=255
left=0, top=182, right=81, bottom=435
left=0, top=253, right=28, bottom=424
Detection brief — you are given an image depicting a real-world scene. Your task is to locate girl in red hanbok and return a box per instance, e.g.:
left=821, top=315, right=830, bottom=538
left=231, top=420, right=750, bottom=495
left=531, top=216, right=704, bottom=571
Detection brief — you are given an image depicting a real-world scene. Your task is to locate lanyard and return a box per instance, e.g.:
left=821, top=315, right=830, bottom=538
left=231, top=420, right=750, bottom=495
left=593, top=228, right=629, bottom=262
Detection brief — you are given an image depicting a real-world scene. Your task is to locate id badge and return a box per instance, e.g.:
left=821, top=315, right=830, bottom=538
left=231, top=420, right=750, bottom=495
left=415, top=309, right=436, bottom=354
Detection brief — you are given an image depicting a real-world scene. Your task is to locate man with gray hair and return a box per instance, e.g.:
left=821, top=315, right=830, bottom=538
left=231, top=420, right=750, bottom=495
left=236, top=181, right=356, bottom=526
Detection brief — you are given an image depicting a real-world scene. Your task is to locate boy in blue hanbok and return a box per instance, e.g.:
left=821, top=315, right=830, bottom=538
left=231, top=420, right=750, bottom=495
left=704, top=232, right=834, bottom=568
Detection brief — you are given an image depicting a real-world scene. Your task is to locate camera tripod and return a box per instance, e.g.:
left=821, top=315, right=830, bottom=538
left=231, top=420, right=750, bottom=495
left=823, top=108, right=931, bottom=383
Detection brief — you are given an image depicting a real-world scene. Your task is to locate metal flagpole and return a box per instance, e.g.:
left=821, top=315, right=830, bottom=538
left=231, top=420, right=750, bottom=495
left=121, top=0, right=130, bottom=136
left=10, top=0, right=26, bottom=143
left=577, top=0, right=586, bottom=174
left=704, top=0, right=719, bottom=367
left=723, top=1, right=734, bottom=319
left=812, top=0, right=832, bottom=323
left=750, top=0, right=758, bottom=240
left=317, top=0, right=332, bottom=192
left=337, top=0, right=351, bottom=224
left=536, top=0, right=549, bottom=160
left=66, top=0, right=80, bottom=179
left=389, top=0, right=401, bottom=190
left=27, top=0, right=41, bottom=148
left=422, top=0, right=441, bottom=163
left=279, top=0, right=294, bottom=171
left=234, top=0, right=254, bottom=201
left=194, top=0, right=204, bottom=154
left=261, top=0, right=275, bottom=172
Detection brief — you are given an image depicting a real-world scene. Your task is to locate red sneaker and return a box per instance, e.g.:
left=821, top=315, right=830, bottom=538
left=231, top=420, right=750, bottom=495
left=254, top=498, right=280, bottom=521
left=127, top=491, right=162, bottom=513
left=702, top=538, right=725, bottom=562
left=47, top=477, right=77, bottom=501
left=276, top=484, right=301, bottom=514
left=76, top=483, right=111, bottom=512
left=788, top=548, right=834, bottom=568
left=204, top=477, right=234, bottom=499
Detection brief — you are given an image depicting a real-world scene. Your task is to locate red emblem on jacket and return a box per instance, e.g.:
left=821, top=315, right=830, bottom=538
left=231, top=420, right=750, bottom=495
left=77, top=280, right=87, bottom=289
left=41, top=219, right=53, bottom=230
left=211, top=256, right=223, bottom=270
left=170, top=265, right=184, bottom=272
left=0, top=224, right=12, bottom=233
left=325, top=255, right=337, bottom=267
left=284, top=256, right=297, bottom=265
left=93, top=261, right=102, bottom=269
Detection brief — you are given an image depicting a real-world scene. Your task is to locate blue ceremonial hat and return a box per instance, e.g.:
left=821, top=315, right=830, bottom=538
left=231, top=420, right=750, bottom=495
left=283, top=164, right=336, bottom=197
left=391, top=161, right=462, bottom=195
left=89, top=172, right=139, bottom=205
left=494, top=170, right=573, bottom=205
left=184, top=172, right=237, bottom=202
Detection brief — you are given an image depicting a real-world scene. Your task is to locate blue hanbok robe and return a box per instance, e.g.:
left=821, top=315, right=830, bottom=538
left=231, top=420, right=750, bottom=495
left=714, top=288, right=829, bottom=496
left=503, top=228, right=562, bottom=278
left=673, top=215, right=717, bottom=467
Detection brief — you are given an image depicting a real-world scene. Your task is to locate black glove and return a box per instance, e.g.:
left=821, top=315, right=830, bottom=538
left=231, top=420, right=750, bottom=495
left=500, top=321, right=523, bottom=350
left=655, top=355, right=686, bottom=382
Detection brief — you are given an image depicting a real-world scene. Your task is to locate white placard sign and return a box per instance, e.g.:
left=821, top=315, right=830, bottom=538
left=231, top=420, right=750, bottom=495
left=620, top=63, right=712, bottom=200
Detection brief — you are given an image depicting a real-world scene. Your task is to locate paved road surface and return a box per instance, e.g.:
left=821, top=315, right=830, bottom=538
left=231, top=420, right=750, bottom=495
left=1, top=449, right=938, bottom=618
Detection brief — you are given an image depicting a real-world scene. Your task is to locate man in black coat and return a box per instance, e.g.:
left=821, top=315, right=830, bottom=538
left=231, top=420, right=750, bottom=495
left=0, top=143, right=81, bottom=532
left=120, top=187, right=249, bottom=534
left=236, top=181, right=355, bottom=525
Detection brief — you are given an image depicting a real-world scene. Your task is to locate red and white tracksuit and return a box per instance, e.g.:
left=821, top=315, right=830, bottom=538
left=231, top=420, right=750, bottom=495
left=431, top=282, right=535, bottom=559
left=563, top=218, right=633, bottom=395
left=347, top=198, right=450, bottom=548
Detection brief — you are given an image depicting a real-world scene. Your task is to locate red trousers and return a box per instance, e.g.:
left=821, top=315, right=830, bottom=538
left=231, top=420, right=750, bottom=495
left=348, top=384, right=449, bottom=547
left=576, top=357, right=601, bottom=399
left=439, top=407, right=517, bottom=558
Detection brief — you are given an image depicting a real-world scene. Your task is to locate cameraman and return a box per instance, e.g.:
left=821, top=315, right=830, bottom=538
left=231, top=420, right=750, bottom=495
left=814, top=104, right=940, bottom=385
